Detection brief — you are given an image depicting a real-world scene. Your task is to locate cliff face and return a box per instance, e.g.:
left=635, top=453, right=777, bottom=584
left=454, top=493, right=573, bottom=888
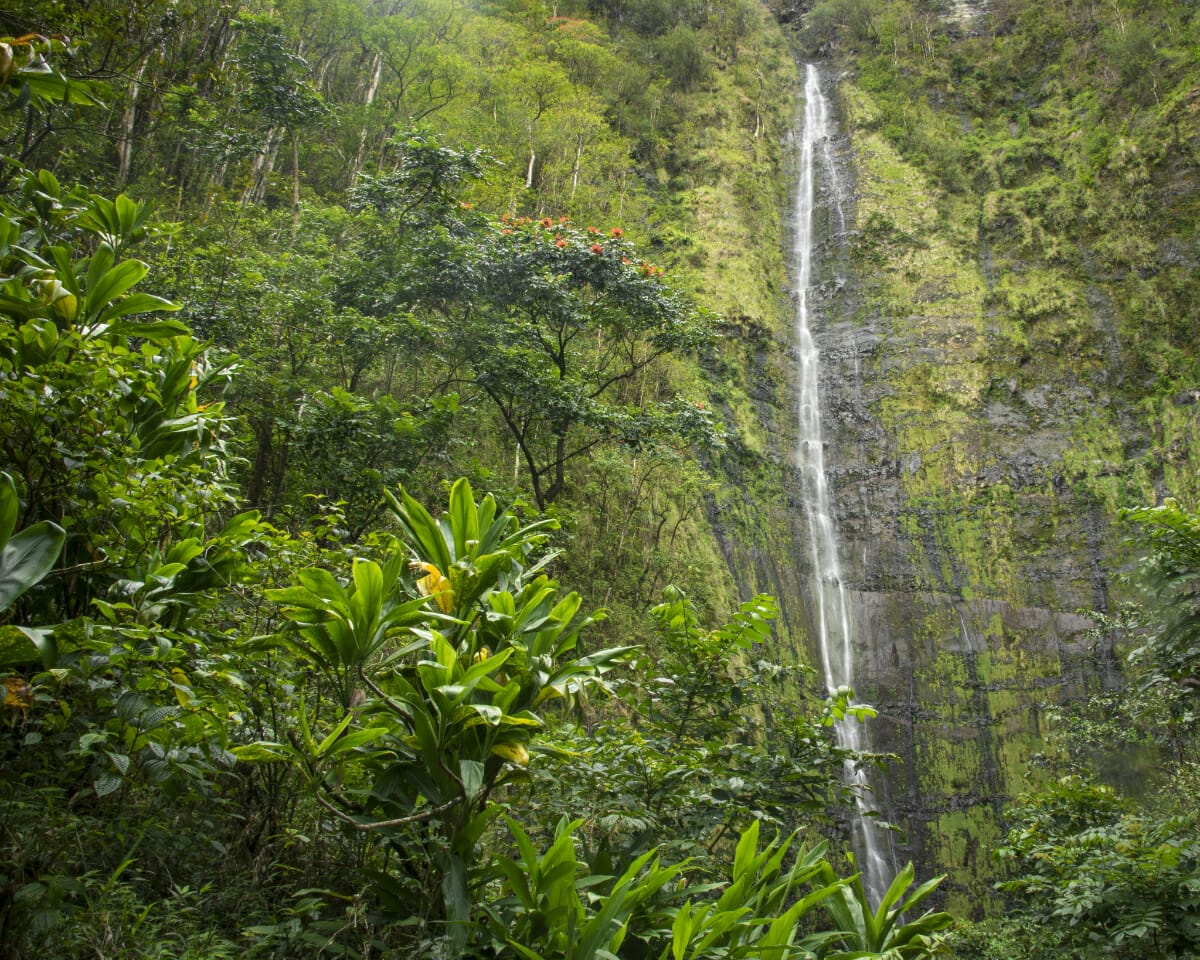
left=756, top=0, right=1200, bottom=912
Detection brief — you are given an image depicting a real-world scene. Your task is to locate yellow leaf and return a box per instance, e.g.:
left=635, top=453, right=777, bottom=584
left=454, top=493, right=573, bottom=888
left=413, top=562, right=453, bottom=613
left=490, top=741, right=529, bottom=766
left=171, top=667, right=191, bottom=707
left=3, top=676, right=32, bottom=712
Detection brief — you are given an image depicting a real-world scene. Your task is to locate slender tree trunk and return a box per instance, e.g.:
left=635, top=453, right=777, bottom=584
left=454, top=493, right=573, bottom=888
left=291, top=129, right=301, bottom=229
left=117, top=58, right=149, bottom=187
left=247, top=418, right=274, bottom=513
left=570, top=135, right=583, bottom=198
left=525, top=119, right=537, bottom=189
left=244, top=126, right=282, bottom=205
left=350, top=53, right=384, bottom=182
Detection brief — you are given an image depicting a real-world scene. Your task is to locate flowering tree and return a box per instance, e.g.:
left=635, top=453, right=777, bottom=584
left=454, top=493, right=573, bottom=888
left=451, top=216, right=717, bottom=509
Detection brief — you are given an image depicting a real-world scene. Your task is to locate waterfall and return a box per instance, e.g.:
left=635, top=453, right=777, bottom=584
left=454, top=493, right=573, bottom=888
left=793, top=63, right=893, bottom=906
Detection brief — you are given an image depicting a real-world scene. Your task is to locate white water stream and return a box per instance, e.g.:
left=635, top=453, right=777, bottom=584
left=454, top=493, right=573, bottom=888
left=793, top=63, right=892, bottom=906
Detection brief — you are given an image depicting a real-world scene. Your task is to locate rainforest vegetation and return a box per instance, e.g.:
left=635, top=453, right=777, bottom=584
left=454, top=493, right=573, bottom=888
left=0, top=0, right=1197, bottom=957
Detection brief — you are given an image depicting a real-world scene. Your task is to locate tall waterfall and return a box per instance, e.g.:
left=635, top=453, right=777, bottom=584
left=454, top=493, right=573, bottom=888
left=793, top=63, right=892, bottom=906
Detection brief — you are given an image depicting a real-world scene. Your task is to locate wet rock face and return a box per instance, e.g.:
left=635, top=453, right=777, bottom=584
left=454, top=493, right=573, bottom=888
left=764, top=68, right=1163, bottom=914
left=786, top=295, right=1125, bottom=908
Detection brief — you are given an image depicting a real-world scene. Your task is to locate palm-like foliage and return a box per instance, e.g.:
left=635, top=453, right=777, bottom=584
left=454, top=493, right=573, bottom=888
left=485, top=815, right=686, bottom=960
left=665, top=820, right=845, bottom=960
left=817, top=859, right=953, bottom=959
left=256, top=478, right=636, bottom=952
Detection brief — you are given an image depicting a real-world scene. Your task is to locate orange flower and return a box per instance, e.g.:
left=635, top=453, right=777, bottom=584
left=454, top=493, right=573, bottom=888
left=609, top=227, right=624, bottom=237
left=460, top=201, right=473, bottom=210
left=590, top=243, right=604, bottom=254
left=540, top=217, right=553, bottom=227
left=556, top=238, right=568, bottom=248
left=622, top=257, right=631, bottom=265
left=586, top=225, right=600, bottom=234
left=502, top=228, right=513, bottom=235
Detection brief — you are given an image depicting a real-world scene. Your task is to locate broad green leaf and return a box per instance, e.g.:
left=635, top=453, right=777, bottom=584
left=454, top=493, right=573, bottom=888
left=442, top=853, right=469, bottom=953
left=321, top=726, right=389, bottom=758
left=85, top=259, right=148, bottom=318
left=100, top=297, right=184, bottom=325
left=0, top=519, right=65, bottom=612
left=295, top=567, right=346, bottom=606
left=460, top=758, right=485, bottom=801
left=21, top=69, right=104, bottom=106
left=875, top=860, right=916, bottom=928
left=384, top=486, right=452, bottom=571
left=0, top=472, right=16, bottom=547
left=94, top=771, right=123, bottom=797
left=448, top=477, right=478, bottom=558
left=733, top=819, right=761, bottom=883
left=0, top=625, right=56, bottom=668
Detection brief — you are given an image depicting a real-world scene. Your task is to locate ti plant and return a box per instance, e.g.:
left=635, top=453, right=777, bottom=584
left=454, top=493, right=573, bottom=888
left=664, top=819, right=845, bottom=960
left=0, top=471, right=63, bottom=616
left=253, top=478, right=632, bottom=952
left=0, top=470, right=64, bottom=667
left=816, top=858, right=953, bottom=959
left=483, top=815, right=686, bottom=960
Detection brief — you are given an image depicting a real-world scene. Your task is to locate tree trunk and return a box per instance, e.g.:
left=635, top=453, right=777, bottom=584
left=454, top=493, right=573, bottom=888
left=350, top=53, right=384, bottom=182
left=117, top=58, right=149, bottom=187
left=291, top=129, right=301, bottom=229
left=525, top=119, right=537, bottom=189
left=570, top=135, right=583, bottom=198
left=244, top=126, right=282, bottom=205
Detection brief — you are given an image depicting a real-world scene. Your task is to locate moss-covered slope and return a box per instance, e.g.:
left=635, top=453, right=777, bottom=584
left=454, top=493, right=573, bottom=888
left=753, top=0, right=1200, bottom=912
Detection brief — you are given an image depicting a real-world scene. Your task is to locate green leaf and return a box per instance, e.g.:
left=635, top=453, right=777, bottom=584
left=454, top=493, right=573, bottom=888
left=106, top=751, right=131, bottom=776
left=0, top=625, right=56, bottom=668
left=315, top=711, right=356, bottom=758
left=460, top=759, right=485, bottom=801
left=231, top=742, right=302, bottom=763
left=0, top=518, right=65, bottom=612
left=100, top=298, right=184, bottom=325
left=94, top=772, right=123, bottom=797
left=442, top=853, right=470, bottom=953
left=321, top=726, right=389, bottom=758
left=85, top=259, right=148, bottom=318
left=383, top=486, right=452, bottom=571
left=0, top=472, right=16, bottom=547
left=733, top=819, right=761, bottom=883
left=448, top=477, right=478, bottom=559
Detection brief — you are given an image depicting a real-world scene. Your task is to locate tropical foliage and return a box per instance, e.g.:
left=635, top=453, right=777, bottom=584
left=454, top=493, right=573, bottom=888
left=5, top=0, right=1200, bottom=958
left=0, top=6, right=944, bottom=953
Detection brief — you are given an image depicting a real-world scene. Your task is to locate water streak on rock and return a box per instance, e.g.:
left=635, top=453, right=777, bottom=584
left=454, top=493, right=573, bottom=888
left=794, top=62, right=893, bottom=906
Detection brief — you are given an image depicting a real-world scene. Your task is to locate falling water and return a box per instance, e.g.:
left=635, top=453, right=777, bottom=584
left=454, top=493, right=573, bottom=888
left=793, top=63, right=892, bottom=906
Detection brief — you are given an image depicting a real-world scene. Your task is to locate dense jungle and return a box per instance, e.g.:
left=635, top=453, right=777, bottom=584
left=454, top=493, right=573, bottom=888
left=1, top=0, right=1198, bottom=957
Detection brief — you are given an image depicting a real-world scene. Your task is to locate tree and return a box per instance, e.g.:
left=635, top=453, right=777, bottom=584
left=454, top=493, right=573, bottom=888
left=0, top=31, right=104, bottom=183
left=1124, top=499, right=1200, bottom=699
left=447, top=217, right=716, bottom=509
left=0, top=172, right=233, bottom=621
left=995, top=775, right=1200, bottom=959
left=234, top=14, right=329, bottom=216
